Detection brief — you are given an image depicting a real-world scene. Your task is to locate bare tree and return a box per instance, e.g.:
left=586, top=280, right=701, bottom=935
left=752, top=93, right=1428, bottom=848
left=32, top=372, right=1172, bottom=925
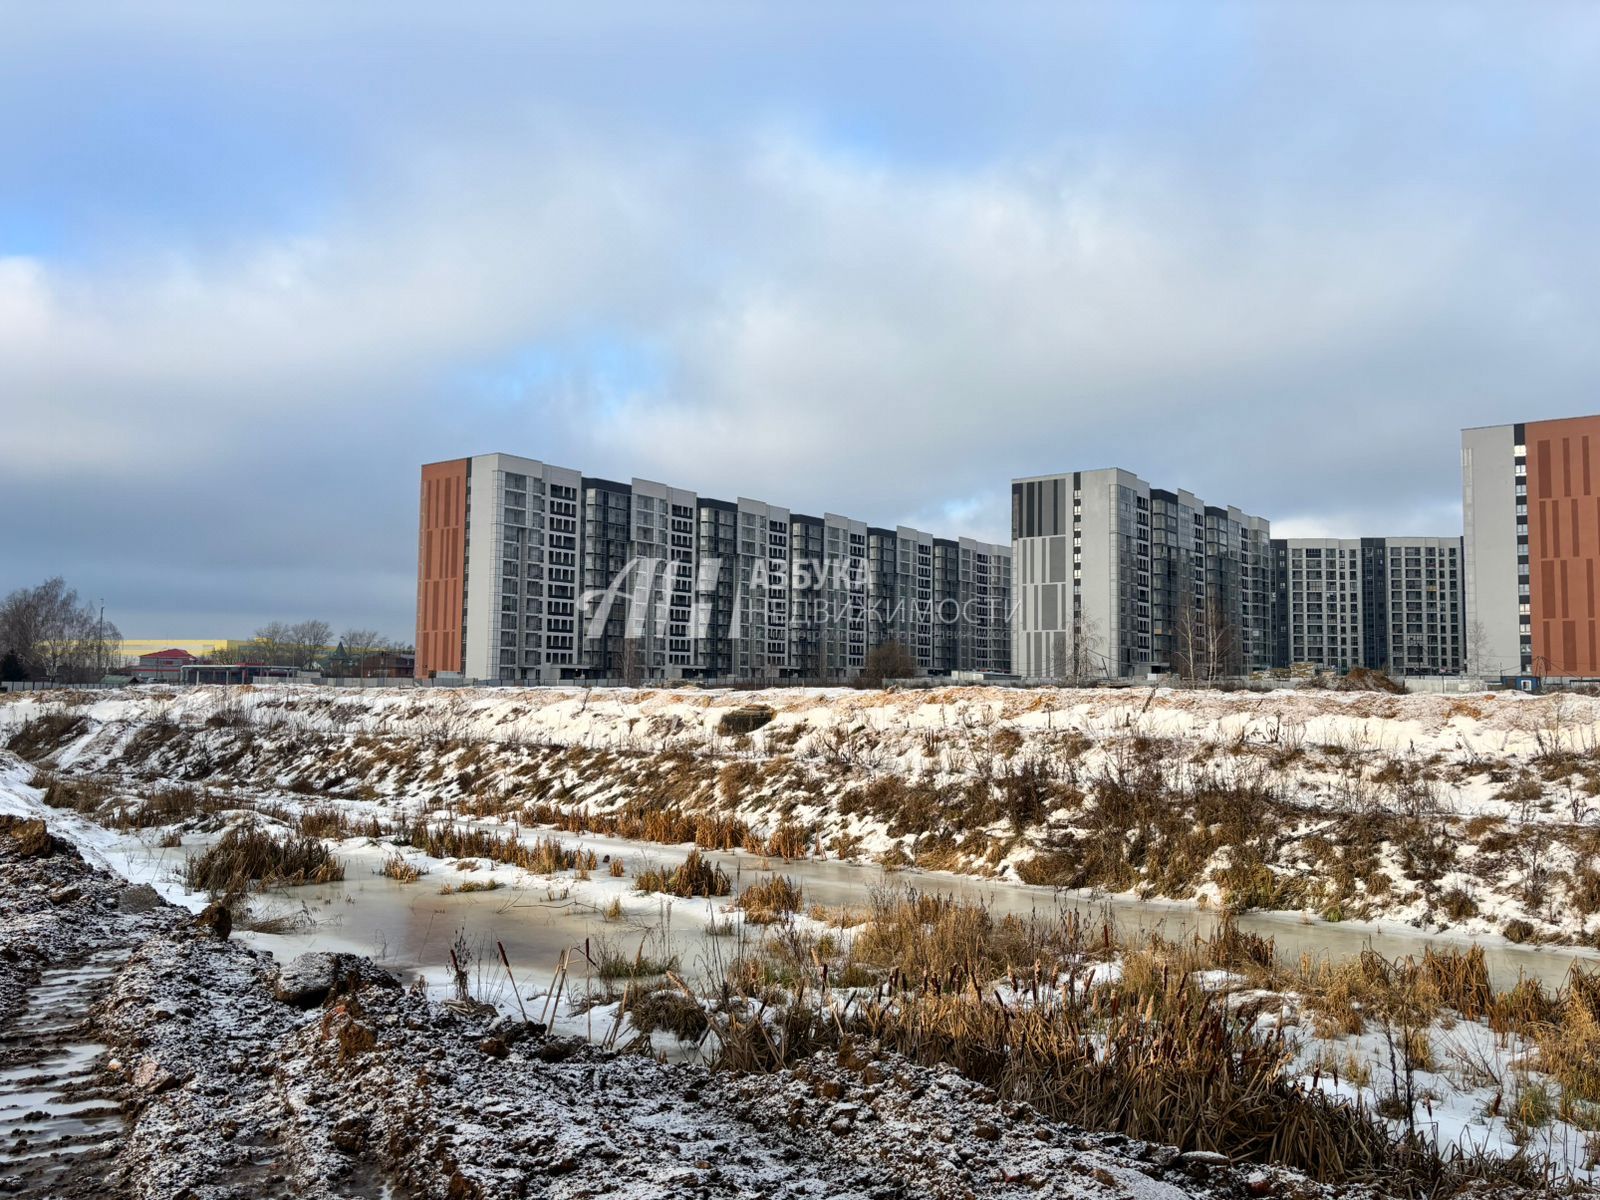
left=1172, top=595, right=1202, bottom=682
left=620, top=636, right=646, bottom=687
left=1171, top=595, right=1233, bottom=683
left=1465, top=619, right=1491, bottom=678
left=233, top=619, right=331, bottom=668
left=239, top=621, right=295, bottom=665
left=1201, top=597, right=1235, bottom=681
left=289, top=620, right=333, bottom=669
left=1068, top=611, right=1103, bottom=680
left=860, top=640, right=917, bottom=687
left=1048, top=612, right=1104, bottom=682
left=0, top=578, right=120, bottom=682
left=340, top=628, right=393, bottom=657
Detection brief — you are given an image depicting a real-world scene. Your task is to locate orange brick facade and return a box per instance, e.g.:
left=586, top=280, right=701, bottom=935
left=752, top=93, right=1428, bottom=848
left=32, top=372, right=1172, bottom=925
left=415, top=459, right=468, bottom=678
left=1525, top=416, right=1600, bottom=676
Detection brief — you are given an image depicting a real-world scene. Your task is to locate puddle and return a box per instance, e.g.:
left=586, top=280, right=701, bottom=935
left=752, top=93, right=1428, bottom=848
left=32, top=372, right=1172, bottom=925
left=67, top=792, right=1593, bottom=1053
left=0, top=947, right=128, bottom=1197
left=123, top=824, right=1599, bottom=1010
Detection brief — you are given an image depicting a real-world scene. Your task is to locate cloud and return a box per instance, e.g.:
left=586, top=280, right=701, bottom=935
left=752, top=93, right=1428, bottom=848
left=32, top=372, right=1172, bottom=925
left=3, top=5, right=1600, bottom=636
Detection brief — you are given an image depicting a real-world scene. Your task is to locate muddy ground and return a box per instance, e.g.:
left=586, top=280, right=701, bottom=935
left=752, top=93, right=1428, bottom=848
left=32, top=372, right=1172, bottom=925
left=0, top=815, right=1401, bottom=1200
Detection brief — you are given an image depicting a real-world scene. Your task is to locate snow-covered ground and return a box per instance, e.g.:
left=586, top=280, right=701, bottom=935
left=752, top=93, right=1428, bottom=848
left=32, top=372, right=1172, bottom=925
left=5, top=709, right=1600, bottom=1187
left=6, top=682, right=1600, bottom=944
left=9, top=684, right=1600, bottom=1182
left=1, top=768, right=1411, bottom=1200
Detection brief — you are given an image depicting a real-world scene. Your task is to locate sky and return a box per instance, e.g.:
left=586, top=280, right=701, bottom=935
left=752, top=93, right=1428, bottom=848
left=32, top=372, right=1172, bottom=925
left=3, top=2, right=1600, bottom=641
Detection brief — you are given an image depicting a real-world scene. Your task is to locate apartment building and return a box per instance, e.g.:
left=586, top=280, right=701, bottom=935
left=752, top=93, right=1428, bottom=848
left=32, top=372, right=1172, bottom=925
left=1011, top=469, right=1273, bottom=679
left=1272, top=537, right=1464, bottom=675
left=1274, top=539, right=1369, bottom=670
left=1462, top=416, right=1600, bottom=678
left=1380, top=538, right=1466, bottom=674
left=415, top=453, right=1011, bottom=683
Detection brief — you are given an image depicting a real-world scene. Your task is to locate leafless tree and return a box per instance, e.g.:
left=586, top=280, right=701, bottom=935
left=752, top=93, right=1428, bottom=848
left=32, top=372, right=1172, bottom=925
left=620, top=636, right=646, bottom=687
left=1048, top=612, right=1104, bottom=682
left=340, top=628, right=393, bottom=657
left=1172, top=596, right=1202, bottom=682
left=240, top=621, right=295, bottom=665
left=1465, top=619, right=1491, bottom=677
left=289, top=620, right=333, bottom=669
left=860, top=640, right=917, bottom=687
left=1173, top=596, right=1232, bottom=683
left=1202, top=598, right=1236, bottom=681
left=0, top=578, right=121, bottom=682
left=233, top=619, right=332, bottom=668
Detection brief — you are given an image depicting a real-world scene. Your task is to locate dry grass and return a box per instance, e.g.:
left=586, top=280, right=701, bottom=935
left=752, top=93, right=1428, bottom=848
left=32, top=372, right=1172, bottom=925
left=296, top=805, right=384, bottom=840
left=411, top=823, right=584, bottom=875
left=379, top=852, right=427, bottom=883
left=527, top=800, right=752, bottom=854
left=183, top=820, right=344, bottom=893
left=438, top=878, right=501, bottom=895
left=753, top=820, right=810, bottom=860
left=5, top=712, right=88, bottom=760
left=1530, top=972, right=1600, bottom=1118
left=592, top=935, right=678, bottom=980
left=736, top=875, right=803, bottom=924
left=117, top=783, right=227, bottom=829
left=629, top=987, right=709, bottom=1040
left=717, top=705, right=775, bottom=736
left=633, top=850, right=731, bottom=898
left=38, top=773, right=112, bottom=815
left=674, top=889, right=1569, bottom=1195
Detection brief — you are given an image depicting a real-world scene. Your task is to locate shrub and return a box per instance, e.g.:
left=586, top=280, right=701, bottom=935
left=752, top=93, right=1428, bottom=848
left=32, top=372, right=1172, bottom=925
left=718, top=705, right=775, bottom=736
left=1502, top=918, right=1537, bottom=944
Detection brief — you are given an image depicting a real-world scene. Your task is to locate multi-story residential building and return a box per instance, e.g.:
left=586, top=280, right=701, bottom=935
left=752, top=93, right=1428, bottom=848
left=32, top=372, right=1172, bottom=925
left=416, top=453, right=1012, bottom=683
left=1011, top=468, right=1273, bottom=679
left=1381, top=538, right=1465, bottom=675
left=1274, top=539, right=1368, bottom=671
left=958, top=537, right=1012, bottom=675
left=1463, top=416, right=1600, bottom=678
left=1272, top=536, right=1463, bottom=675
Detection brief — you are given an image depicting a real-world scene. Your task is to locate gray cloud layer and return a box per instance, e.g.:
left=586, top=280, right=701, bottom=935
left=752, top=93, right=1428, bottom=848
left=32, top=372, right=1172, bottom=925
left=3, top=4, right=1599, bottom=638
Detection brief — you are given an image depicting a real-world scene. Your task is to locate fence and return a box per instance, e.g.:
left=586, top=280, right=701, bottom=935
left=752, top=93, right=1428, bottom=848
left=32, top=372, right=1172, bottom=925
left=1400, top=676, right=1494, bottom=695
left=0, top=681, right=109, bottom=694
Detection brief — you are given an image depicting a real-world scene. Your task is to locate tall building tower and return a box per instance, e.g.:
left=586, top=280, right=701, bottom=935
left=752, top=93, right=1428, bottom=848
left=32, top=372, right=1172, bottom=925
left=1464, top=416, right=1600, bottom=678
left=1011, top=468, right=1272, bottom=679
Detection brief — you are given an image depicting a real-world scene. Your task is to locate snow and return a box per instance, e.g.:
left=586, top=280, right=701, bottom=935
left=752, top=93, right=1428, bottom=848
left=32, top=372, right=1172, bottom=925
left=7, top=683, right=1600, bottom=947
left=7, top=684, right=1600, bottom=1190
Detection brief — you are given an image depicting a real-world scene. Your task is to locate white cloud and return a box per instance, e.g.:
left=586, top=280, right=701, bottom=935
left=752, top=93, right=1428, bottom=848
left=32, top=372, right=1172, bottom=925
left=3, top=118, right=1598, bottom=631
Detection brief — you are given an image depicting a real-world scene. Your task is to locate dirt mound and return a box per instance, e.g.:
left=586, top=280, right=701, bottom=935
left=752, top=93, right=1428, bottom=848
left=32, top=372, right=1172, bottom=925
left=1304, top=666, right=1406, bottom=693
